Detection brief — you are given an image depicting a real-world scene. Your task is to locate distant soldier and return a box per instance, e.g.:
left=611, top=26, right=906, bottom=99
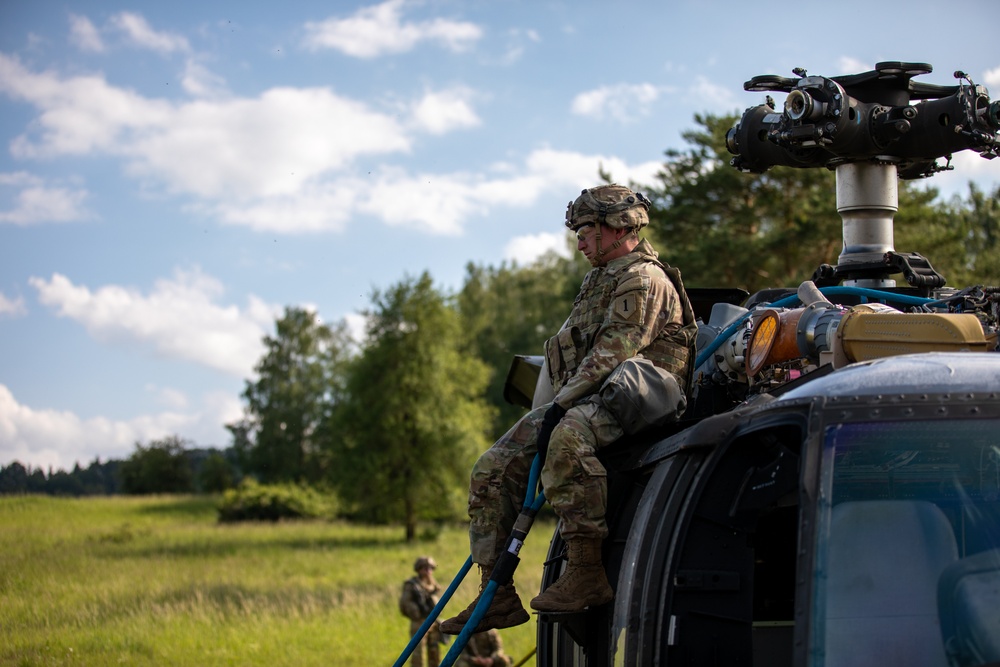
left=400, top=555, right=444, bottom=667
left=455, top=629, right=512, bottom=667
left=442, top=184, right=696, bottom=634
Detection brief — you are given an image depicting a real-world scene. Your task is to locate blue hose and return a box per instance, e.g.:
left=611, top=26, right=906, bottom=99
left=392, top=556, right=473, bottom=667
left=396, top=454, right=545, bottom=667
left=817, top=286, right=936, bottom=306
left=439, top=489, right=547, bottom=666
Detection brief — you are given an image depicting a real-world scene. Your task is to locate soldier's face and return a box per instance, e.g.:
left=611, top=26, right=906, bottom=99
left=576, top=224, right=601, bottom=265
left=577, top=223, right=624, bottom=267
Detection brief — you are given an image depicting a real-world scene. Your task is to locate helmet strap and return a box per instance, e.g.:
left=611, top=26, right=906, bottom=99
left=593, top=227, right=637, bottom=264
left=594, top=223, right=605, bottom=262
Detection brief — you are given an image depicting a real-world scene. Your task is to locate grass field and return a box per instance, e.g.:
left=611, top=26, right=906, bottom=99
left=0, top=495, right=554, bottom=666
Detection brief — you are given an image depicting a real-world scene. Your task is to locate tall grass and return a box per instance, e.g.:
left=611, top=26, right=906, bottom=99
left=0, top=495, right=553, bottom=666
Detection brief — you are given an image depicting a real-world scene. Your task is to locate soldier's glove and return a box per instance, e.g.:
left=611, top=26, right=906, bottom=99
left=536, top=403, right=568, bottom=464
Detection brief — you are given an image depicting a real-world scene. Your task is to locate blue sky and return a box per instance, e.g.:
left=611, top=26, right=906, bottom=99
left=2, top=0, right=998, bottom=471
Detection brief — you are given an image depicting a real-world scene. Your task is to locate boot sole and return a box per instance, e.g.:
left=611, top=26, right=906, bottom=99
left=439, top=607, right=529, bottom=634
left=530, top=592, right=613, bottom=612
left=439, top=618, right=466, bottom=635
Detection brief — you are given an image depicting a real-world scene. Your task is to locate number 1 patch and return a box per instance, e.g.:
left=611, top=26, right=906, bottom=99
left=614, top=292, right=642, bottom=322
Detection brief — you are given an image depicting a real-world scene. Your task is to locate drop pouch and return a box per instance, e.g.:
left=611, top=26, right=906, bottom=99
left=598, top=357, right=686, bottom=435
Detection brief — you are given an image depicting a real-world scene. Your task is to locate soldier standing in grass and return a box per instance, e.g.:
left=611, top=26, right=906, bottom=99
left=400, top=555, right=444, bottom=667
left=441, top=184, right=696, bottom=634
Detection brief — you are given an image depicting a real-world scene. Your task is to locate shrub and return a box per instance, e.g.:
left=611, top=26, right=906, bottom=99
left=217, top=479, right=336, bottom=523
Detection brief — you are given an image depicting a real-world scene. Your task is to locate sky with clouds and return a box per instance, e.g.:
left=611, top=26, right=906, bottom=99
left=2, top=0, right=998, bottom=471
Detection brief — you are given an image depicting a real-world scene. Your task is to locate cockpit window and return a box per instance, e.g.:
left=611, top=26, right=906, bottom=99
left=813, top=419, right=1000, bottom=667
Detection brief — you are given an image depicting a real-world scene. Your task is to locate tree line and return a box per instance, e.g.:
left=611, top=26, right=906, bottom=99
left=3, top=114, right=997, bottom=540
left=0, top=436, right=235, bottom=496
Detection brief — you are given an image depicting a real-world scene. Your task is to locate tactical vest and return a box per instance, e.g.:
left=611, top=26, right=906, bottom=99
left=547, top=244, right=698, bottom=395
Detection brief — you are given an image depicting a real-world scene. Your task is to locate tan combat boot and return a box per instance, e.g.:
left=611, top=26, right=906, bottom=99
left=439, top=564, right=530, bottom=634
left=529, top=538, right=614, bottom=612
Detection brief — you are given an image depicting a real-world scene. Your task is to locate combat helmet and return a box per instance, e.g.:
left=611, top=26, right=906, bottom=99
left=414, top=556, right=437, bottom=572
left=565, top=184, right=651, bottom=264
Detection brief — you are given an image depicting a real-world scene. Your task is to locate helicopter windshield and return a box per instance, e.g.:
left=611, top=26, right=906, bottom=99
left=812, top=419, right=1000, bottom=667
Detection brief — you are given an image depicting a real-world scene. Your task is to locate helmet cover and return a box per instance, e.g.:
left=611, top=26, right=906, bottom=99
left=565, top=184, right=650, bottom=231
left=414, top=556, right=437, bottom=571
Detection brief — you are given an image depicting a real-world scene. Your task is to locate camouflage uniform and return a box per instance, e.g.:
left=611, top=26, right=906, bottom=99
left=468, top=237, right=697, bottom=563
left=455, top=629, right=512, bottom=667
left=400, top=573, right=444, bottom=667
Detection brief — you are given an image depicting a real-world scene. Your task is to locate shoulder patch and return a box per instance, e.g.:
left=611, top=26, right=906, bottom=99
left=612, top=272, right=650, bottom=323
left=614, top=292, right=642, bottom=322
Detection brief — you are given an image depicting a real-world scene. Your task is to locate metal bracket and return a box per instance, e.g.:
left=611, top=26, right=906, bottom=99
left=811, top=250, right=946, bottom=295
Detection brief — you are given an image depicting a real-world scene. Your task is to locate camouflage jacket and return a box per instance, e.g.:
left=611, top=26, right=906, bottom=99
left=544, top=238, right=697, bottom=409
left=399, top=576, right=441, bottom=621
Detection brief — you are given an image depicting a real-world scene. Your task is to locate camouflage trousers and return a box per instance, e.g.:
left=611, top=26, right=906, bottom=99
left=408, top=618, right=442, bottom=667
left=468, top=399, right=624, bottom=565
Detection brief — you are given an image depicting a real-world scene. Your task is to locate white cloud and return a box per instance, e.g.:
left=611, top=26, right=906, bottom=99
left=128, top=87, right=411, bottom=199
left=497, top=27, right=541, bottom=65
left=0, top=384, right=243, bottom=471
left=0, top=171, right=91, bottom=225
left=302, top=0, right=482, bottom=58
left=357, top=168, right=485, bottom=234
left=410, top=87, right=481, bottom=135
left=504, top=232, right=572, bottom=265
left=146, top=384, right=189, bottom=410
left=0, top=291, right=26, bottom=317
left=521, top=148, right=663, bottom=193
left=0, top=54, right=410, bottom=200
left=181, top=60, right=229, bottom=98
left=211, top=179, right=364, bottom=233
left=110, top=11, right=190, bottom=54
left=216, top=148, right=662, bottom=236
left=344, top=312, right=368, bottom=347
left=0, top=384, right=148, bottom=469
left=28, top=268, right=280, bottom=377
left=0, top=54, right=171, bottom=157
left=69, top=14, right=105, bottom=53
left=684, top=76, right=739, bottom=113
left=354, top=149, right=663, bottom=235
left=571, top=83, right=662, bottom=123
left=911, top=150, right=1000, bottom=201
left=837, top=56, right=871, bottom=75
left=0, top=54, right=660, bottom=236
left=984, top=66, right=1000, bottom=88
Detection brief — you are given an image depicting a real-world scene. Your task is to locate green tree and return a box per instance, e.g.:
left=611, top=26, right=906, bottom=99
left=197, top=452, right=235, bottom=493
left=326, top=272, right=494, bottom=541
left=47, top=467, right=84, bottom=496
left=229, top=306, right=351, bottom=484
left=75, top=458, right=119, bottom=495
left=0, top=462, right=28, bottom=494
left=119, top=436, right=193, bottom=494
left=892, top=180, right=965, bottom=285
left=943, top=182, right=1000, bottom=285
left=457, top=248, right=588, bottom=436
